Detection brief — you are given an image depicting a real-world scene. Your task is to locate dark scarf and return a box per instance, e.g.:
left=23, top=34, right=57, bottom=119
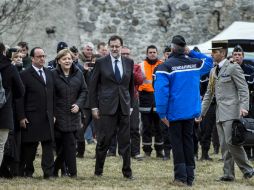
left=145, top=57, right=158, bottom=65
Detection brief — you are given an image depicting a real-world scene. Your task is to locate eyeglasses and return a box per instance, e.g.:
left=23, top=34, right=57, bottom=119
left=34, top=55, right=46, bottom=59
left=109, top=45, right=121, bottom=49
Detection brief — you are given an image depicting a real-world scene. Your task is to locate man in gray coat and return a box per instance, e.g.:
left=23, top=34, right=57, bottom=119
left=197, top=41, right=254, bottom=181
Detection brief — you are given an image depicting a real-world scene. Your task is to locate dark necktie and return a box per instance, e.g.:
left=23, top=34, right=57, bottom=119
left=114, top=59, right=121, bottom=82
left=39, top=70, right=45, bottom=83
left=216, top=65, right=220, bottom=76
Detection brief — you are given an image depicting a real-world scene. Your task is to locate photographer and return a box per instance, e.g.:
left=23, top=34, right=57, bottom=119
left=76, top=54, right=100, bottom=157
left=0, top=43, right=24, bottom=178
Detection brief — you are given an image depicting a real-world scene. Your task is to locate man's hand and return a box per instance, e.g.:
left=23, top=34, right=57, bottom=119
left=84, top=63, right=93, bottom=71
left=195, top=116, right=203, bottom=123
left=20, top=118, right=29, bottom=129
left=71, top=104, right=79, bottom=113
left=184, top=46, right=190, bottom=55
left=92, top=109, right=100, bottom=119
left=240, top=108, right=248, bottom=117
left=130, top=108, right=133, bottom=115
left=161, top=117, right=170, bottom=127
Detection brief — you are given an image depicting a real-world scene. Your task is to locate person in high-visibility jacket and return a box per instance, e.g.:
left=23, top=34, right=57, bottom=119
left=138, top=45, right=164, bottom=158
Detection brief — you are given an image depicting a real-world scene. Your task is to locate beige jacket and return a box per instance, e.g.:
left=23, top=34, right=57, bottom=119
left=202, top=60, right=249, bottom=122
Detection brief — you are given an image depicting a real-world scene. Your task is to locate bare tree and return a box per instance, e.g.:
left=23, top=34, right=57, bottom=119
left=0, top=0, right=39, bottom=42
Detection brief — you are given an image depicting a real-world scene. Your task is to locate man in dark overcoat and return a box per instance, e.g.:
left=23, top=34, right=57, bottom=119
left=16, top=47, right=55, bottom=178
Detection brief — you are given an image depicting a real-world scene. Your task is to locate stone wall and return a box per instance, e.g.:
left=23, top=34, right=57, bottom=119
left=1, top=0, right=254, bottom=62
left=77, top=0, right=254, bottom=62
left=0, top=0, right=81, bottom=62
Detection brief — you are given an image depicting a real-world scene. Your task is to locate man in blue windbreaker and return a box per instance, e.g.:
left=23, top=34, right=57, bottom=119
left=154, top=35, right=213, bottom=186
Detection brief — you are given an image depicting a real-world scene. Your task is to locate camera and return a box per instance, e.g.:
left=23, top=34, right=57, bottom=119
left=87, top=62, right=95, bottom=68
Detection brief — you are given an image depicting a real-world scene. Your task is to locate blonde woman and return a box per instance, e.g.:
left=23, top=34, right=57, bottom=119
left=11, top=48, right=24, bottom=72
left=52, top=49, right=87, bottom=177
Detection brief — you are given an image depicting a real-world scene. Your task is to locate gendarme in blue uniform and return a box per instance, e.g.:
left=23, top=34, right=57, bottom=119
left=154, top=50, right=213, bottom=121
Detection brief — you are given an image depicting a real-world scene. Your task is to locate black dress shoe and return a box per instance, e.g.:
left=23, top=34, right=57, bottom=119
left=163, top=152, right=170, bottom=161
left=172, top=179, right=187, bottom=187
left=69, top=174, right=77, bottom=178
left=217, top=176, right=234, bottom=182
left=200, top=156, right=213, bottom=161
left=24, top=173, right=33, bottom=178
left=124, top=175, right=135, bottom=180
left=61, top=172, right=69, bottom=177
left=244, top=171, right=254, bottom=179
left=163, top=156, right=170, bottom=161
left=43, top=175, right=55, bottom=180
left=156, top=151, right=164, bottom=158
left=132, top=154, right=143, bottom=161
left=107, top=152, right=116, bottom=157
left=94, top=173, right=103, bottom=177
left=76, top=153, right=84, bottom=158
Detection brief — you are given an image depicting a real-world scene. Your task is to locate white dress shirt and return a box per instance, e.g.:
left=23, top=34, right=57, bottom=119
left=110, top=54, right=123, bottom=77
left=32, top=65, right=46, bottom=83
left=218, top=58, right=227, bottom=68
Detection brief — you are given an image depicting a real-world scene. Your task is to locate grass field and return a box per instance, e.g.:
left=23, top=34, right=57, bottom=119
left=0, top=143, right=254, bottom=190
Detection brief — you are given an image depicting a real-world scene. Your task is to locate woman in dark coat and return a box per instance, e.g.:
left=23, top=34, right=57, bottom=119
left=0, top=44, right=24, bottom=177
left=52, top=49, right=87, bottom=177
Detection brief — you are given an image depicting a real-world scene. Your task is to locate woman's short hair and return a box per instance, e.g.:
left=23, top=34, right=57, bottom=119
left=56, top=49, right=74, bottom=61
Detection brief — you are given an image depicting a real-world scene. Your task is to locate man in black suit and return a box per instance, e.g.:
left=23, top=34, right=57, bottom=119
left=90, top=35, right=134, bottom=179
left=16, top=47, right=54, bottom=178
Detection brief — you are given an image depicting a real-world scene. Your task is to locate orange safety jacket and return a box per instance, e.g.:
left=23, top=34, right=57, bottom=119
left=138, top=59, right=163, bottom=92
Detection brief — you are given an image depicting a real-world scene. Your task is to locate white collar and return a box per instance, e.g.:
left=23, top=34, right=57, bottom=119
left=110, top=54, right=121, bottom=62
left=218, top=59, right=227, bottom=68
left=32, top=65, right=44, bottom=72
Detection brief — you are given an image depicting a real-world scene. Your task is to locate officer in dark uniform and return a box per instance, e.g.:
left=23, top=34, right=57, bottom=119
left=232, top=45, right=254, bottom=160
left=199, top=73, right=219, bottom=160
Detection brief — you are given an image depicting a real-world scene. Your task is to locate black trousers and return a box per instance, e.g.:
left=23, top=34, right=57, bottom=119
left=169, top=119, right=195, bottom=185
left=244, top=110, right=254, bottom=159
left=130, top=99, right=141, bottom=156
left=108, top=130, right=117, bottom=155
left=108, top=99, right=141, bottom=156
left=141, top=111, right=163, bottom=153
left=161, top=122, right=171, bottom=155
left=193, top=123, right=199, bottom=156
left=54, top=130, right=77, bottom=176
left=199, top=103, right=216, bottom=152
left=20, top=140, right=54, bottom=177
left=95, top=106, right=132, bottom=177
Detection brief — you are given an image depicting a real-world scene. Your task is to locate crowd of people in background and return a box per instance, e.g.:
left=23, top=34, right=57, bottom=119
left=0, top=34, right=254, bottom=186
